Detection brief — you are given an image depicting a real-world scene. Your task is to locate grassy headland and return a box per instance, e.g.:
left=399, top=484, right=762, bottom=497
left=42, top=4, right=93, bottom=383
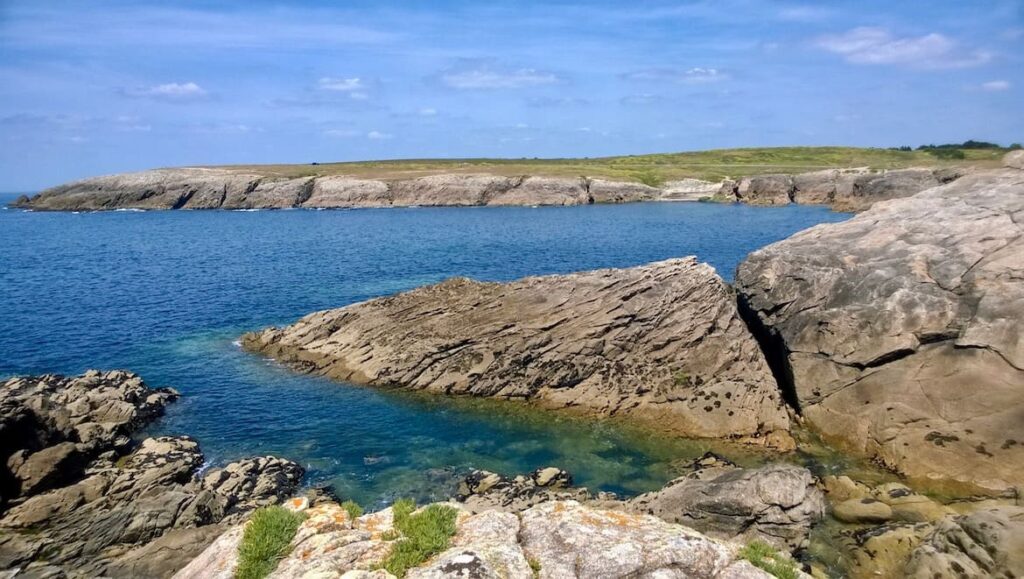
left=204, top=146, right=1009, bottom=184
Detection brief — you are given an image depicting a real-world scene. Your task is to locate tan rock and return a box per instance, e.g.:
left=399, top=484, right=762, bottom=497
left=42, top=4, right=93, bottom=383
left=832, top=498, right=893, bottom=524
left=242, top=258, right=789, bottom=439
left=736, top=167, right=1024, bottom=494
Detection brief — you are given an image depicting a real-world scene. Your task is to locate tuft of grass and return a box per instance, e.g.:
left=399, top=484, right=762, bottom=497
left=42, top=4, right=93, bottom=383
left=738, top=540, right=799, bottom=579
left=235, top=506, right=306, bottom=579
left=380, top=499, right=459, bottom=577
left=528, top=556, right=542, bottom=578
left=673, top=371, right=690, bottom=386
left=341, top=500, right=363, bottom=520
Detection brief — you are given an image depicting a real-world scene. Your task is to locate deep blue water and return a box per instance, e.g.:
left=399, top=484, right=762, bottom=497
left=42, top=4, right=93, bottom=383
left=0, top=195, right=848, bottom=506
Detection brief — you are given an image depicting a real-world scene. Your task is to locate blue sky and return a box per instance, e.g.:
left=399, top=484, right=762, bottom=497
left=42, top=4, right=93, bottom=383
left=1, top=1, right=1022, bottom=191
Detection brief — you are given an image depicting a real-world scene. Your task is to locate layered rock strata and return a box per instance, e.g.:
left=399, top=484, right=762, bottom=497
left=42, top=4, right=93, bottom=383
left=735, top=155, right=1024, bottom=494
left=242, top=257, right=791, bottom=440
left=0, top=371, right=304, bottom=578
left=13, top=165, right=964, bottom=212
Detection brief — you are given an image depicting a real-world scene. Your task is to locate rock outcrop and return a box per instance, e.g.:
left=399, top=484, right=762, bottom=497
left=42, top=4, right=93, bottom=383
left=628, top=462, right=826, bottom=550
left=0, top=371, right=304, bottom=578
left=905, top=506, right=1024, bottom=578
left=735, top=157, right=1024, bottom=494
left=178, top=498, right=782, bottom=579
left=242, top=257, right=790, bottom=441
left=12, top=163, right=967, bottom=212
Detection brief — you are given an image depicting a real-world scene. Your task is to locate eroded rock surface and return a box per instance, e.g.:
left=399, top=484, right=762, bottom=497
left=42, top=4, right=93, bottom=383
left=0, top=371, right=303, bottom=578
left=242, top=257, right=790, bottom=440
left=180, top=499, right=777, bottom=579
left=735, top=160, right=1024, bottom=494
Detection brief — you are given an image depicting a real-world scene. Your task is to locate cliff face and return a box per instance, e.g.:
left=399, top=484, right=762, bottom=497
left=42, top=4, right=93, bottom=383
left=242, top=257, right=791, bottom=441
left=735, top=155, right=1024, bottom=494
left=13, top=165, right=964, bottom=212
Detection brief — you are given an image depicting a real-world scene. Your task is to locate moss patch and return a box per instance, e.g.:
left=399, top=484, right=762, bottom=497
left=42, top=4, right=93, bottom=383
left=235, top=506, right=306, bottom=579
left=739, top=540, right=799, bottom=579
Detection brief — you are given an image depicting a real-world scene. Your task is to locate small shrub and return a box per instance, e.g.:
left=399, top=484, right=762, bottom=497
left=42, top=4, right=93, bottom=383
left=236, top=506, right=306, bottom=579
left=673, top=371, right=690, bottom=386
left=738, top=540, right=799, bottom=579
left=380, top=529, right=401, bottom=541
left=341, top=500, right=363, bottom=520
left=529, top=557, right=542, bottom=578
left=381, top=500, right=459, bottom=577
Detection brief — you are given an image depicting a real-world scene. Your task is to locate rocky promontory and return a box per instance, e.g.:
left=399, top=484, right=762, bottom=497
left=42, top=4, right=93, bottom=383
left=12, top=164, right=966, bottom=212
left=735, top=154, right=1024, bottom=495
left=0, top=371, right=304, bottom=578
left=242, top=257, right=792, bottom=442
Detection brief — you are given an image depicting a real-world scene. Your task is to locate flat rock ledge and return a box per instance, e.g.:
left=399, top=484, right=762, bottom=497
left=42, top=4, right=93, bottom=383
left=735, top=158, right=1024, bottom=495
left=176, top=498, right=792, bottom=579
left=0, top=371, right=304, bottom=579
left=242, top=257, right=791, bottom=441
left=13, top=164, right=965, bottom=212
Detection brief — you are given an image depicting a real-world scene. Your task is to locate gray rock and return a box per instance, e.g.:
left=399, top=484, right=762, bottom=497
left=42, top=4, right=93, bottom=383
left=13, top=443, right=87, bottom=497
left=486, top=176, right=590, bottom=206
left=242, top=257, right=790, bottom=440
left=1004, top=149, right=1024, bottom=170
left=737, top=174, right=794, bottom=205
left=388, top=174, right=518, bottom=206
left=735, top=166, right=1024, bottom=494
left=833, top=168, right=939, bottom=212
left=588, top=178, right=660, bottom=203
left=628, top=463, right=825, bottom=550
left=455, top=468, right=590, bottom=514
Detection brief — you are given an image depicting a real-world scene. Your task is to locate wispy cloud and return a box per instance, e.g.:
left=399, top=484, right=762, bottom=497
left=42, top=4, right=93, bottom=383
left=367, top=130, right=392, bottom=140
left=438, top=62, right=562, bottom=90
left=979, top=80, right=1010, bottom=92
left=624, top=67, right=728, bottom=83
left=776, top=6, right=835, bottom=22
left=121, top=82, right=208, bottom=101
left=815, top=27, right=992, bottom=69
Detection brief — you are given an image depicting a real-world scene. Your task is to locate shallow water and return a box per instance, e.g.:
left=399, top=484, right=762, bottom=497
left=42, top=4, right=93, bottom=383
left=0, top=196, right=849, bottom=507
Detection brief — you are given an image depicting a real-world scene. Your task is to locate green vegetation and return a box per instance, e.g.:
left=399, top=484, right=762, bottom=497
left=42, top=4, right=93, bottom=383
left=379, top=499, right=459, bottom=577
left=738, top=540, right=799, bottom=579
left=203, top=146, right=1008, bottom=185
left=528, top=557, right=542, bottom=578
left=235, top=506, right=306, bottom=579
left=341, top=500, right=363, bottom=520
left=673, top=371, right=691, bottom=386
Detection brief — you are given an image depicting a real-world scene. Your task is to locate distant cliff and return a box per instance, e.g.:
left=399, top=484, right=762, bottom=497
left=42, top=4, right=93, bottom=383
left=12, top=165, right=965, bottom=212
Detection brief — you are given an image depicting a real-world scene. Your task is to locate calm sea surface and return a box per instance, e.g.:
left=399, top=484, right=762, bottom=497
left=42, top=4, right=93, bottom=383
left=0, top=194, right=848, bottom=506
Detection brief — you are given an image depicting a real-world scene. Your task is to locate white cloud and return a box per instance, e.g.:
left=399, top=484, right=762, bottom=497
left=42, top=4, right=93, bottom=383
left=815, top=27, right=992, bottom=69
left=317, top=77, right=370, bottom=100
left=417, top=107, right=437, bottom=116
left=624, top=67, right=727, bottom=83
left=980, top=80, right=1010, bottom=91
left=123, top=81, right=208, bottom=100
left=324, top=128, right=360, bottom=138
left=318, top=77, right=363, bottom=91
left=777, top=6, right=834, bottom=22
left=440, top=65, right=561, bottom=89
left=366, top=130, right=392, bottom=140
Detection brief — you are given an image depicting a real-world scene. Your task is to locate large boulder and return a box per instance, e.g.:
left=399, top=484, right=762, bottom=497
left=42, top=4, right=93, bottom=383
left=735, top=167, right=1024, bottom=494
left=302, top=176, right=391, bottom=208
left=628, top=463, right=825, bottom=550
left=243, top=257, right=790, bottom=440
left=486, top=176, right=590, bottom=206
left=588, top=178, right=661, bottom=203
left=832, top=168, right=943, bottom=212
left=388, top=174, right=518, bottom=206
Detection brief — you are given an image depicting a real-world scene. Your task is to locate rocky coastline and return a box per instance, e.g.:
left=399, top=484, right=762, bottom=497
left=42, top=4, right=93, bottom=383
left=11, top=164, right=967, bottom=212
left=3, top=153, right=1022, bottom=578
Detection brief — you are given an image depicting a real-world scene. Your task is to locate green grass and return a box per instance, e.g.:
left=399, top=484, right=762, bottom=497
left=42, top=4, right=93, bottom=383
left=341, top=500, right=363, bottom=520
left=195, top=146, right=1007, bottom=184
left=379, top=499, right=459, bottom=577
left=738, top=540, right=799, bottom=579
left=528, top=557, right=542, bottom=578
left=235, top=506, right=306, bottom=579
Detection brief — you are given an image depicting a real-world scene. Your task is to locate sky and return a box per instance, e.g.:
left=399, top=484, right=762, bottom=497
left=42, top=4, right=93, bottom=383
left=1, top=0, right=1022, bottom=191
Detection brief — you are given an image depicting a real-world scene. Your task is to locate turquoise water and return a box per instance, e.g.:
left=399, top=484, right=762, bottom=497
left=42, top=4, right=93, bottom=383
left=0, top=196, right=848, bottom=507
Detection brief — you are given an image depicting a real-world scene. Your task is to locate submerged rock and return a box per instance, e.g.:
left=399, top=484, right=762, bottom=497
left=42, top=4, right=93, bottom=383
left=242, top=257, right=790, bottom=441
left=905, top=506, right=1024, bottom=578
left=0, top=371, right=304, bottom=578
left=736, top=163, right=1024, bottom=494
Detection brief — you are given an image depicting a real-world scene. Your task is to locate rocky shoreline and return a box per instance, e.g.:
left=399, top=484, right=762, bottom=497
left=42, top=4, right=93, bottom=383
left=11, top=164, right=967, bottom=212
